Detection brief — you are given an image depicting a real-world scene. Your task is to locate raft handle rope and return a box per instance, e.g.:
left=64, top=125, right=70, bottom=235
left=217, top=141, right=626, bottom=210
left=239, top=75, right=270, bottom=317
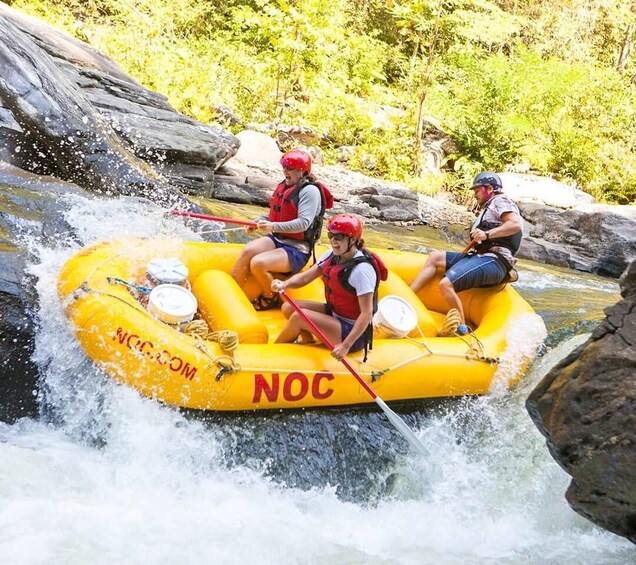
left=438, top=308, right=462, bottom=337
left=73, top=275, right=242, bottom=380
left=369, top=313, right=498, bottom=380
left=184, top=319, right=241, bottom=379
left=106, top=276, right=153, bottom=295
left=435, top=308, right=498, bottom=363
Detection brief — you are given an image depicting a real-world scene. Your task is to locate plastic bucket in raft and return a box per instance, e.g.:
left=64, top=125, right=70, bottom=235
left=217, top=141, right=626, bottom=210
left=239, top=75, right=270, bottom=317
left=146, top=257, right=189, bottom=287
left=147, top=284, right=198, bottom=331
left=373, top=295, right=417, bottom=338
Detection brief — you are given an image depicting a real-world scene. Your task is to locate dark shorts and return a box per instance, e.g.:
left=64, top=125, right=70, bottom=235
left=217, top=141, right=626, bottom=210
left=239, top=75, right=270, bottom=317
left=338, top=318, right=367, bottom=353
left=445, top=252, right=507, bottom=293
left=267, top=235, right=310, bottom=274
left=325, top=304, right=367, bottom=353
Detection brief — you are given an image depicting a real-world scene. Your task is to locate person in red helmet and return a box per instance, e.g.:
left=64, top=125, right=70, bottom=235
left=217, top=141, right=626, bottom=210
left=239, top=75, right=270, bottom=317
left=231, top=149, right=333, bottom=311
left=410, top=172, right=522, bottom=335
left=271, top=214, right=387, bottom=361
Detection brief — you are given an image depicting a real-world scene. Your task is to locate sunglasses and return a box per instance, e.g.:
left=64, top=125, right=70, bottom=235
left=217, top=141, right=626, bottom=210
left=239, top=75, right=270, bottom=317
left=327, top=232, right=348, bottom=241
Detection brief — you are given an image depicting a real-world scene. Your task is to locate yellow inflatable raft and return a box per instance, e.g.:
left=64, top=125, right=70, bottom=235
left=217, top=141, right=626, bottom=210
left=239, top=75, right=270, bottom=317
left=57, top=237, right=540, bottom=411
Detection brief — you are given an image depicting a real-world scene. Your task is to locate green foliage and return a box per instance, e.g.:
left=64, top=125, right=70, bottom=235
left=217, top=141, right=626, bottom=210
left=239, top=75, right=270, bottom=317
left=8, top=0, right=636, bottom=203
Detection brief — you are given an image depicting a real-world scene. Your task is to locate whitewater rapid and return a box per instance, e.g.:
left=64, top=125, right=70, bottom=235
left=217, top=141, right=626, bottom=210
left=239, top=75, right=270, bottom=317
left=0, top=195, right=632, bottom=564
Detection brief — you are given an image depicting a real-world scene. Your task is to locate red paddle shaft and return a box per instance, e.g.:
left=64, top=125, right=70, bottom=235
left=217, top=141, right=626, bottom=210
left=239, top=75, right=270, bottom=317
left=462, top=240, right=477, bottom=253
left=280, top=291, right=377, bottom=398
left=170, top=210, right=257, bottom=228
left=280, top=290, right=430, bottom=456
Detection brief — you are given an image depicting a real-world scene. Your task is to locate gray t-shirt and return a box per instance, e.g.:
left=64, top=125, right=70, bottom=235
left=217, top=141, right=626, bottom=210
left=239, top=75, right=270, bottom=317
left=471, top=194, right=521, bottom=264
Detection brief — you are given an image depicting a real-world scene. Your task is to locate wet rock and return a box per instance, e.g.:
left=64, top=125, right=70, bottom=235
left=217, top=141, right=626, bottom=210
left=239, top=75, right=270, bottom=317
left=0, top=164, right=179, bottom=424
left=197, top=406, right=429, bottom=503
left=0, top=164, right=97, bottom=423
left=526, top=260, right=636, bottom=544
left=0, top=3, right=238, bottom=202
left=520, top=203, right=636, bottom=277
left=0, top=282, right=39, bottom=424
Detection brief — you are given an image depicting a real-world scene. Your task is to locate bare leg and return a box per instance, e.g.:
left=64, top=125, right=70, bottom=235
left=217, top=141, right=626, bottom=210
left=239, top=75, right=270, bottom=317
left=410, top=250, right=447, bottom=293
left=280, top=301, right=325, bottom=343
left=281, top=300, right=323, bottom=319
left=275, top=308, right=340, bottom=345
left=231, top=237, right=276, bottom=286
left=250, top=248, right=292, bottom=296
left=439, top=276, right=466, bottom=324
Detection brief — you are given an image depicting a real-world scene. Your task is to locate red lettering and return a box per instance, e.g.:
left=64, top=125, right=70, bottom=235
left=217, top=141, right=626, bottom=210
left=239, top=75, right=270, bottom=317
left=111, top=327, right=202, bottom=382
left=169, top=356, right=183, bottom=372
left=156, top=350, right=171, bottom=365
left=283, top=372, right=309, bottom=401
left=312, top=372, right=334, bottom=400
left=253, top=373, right=279, bottom=403
left=114, top=327, right=127, bottom=344
left=126, top=334, right=141, bottom=349
left=181, top=363, right=197, bottom=381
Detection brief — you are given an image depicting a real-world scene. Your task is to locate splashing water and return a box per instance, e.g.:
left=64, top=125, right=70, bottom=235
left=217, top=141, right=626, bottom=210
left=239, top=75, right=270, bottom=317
left=491, top=313, right=547, bottom=395
left=0, top=195, right=632, bottom=564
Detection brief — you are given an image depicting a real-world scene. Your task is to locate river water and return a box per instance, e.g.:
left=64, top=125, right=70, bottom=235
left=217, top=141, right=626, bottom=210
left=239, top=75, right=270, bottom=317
left=0, top=195, right=633, bottom=564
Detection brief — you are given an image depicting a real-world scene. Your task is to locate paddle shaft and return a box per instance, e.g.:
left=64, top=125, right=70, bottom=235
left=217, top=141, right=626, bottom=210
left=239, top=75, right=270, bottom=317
left=170, top=210, right=257, bottom=227
left=462, top=239, right=477, bottom=253
left=280, top=290, right=429, bottom=456
left=280, top=291, right=374, bottom=395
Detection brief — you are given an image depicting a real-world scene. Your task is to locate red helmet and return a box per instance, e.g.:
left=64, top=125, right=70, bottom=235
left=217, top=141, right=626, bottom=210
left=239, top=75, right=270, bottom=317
left=327, top=214, right=363, bottom=240
left=280, top=150, right=312, bottom=174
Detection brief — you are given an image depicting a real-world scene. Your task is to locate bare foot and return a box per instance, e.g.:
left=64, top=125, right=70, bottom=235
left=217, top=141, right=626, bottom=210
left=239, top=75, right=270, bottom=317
left=295, top=330, right=316, bottom=344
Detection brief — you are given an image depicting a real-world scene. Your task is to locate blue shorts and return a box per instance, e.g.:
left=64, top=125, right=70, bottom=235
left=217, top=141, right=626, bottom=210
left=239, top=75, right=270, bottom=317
left=267, top=235, right=310, bottom=274
left=338, top=318, right=367, bottom=353
left=445, top=252, right=507, bottom=292
left=325, top=305, right=367, bottom=353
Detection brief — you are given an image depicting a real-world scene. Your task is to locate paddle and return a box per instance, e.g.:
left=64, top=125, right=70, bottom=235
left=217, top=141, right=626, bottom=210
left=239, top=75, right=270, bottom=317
left=170, top=210, right=257, bottom=228
left=462, top=239, right=477, bottom=253
left=280, top=290, right=429, bottom=457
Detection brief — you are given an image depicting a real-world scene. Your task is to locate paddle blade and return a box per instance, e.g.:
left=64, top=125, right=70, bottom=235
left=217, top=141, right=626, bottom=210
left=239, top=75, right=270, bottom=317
left=375, top=397, right=430, bottom=457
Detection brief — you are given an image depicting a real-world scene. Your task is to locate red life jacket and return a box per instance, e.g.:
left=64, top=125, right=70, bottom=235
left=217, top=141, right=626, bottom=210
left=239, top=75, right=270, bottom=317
left=269, top=179, right=334, bottom=246
left=321, top=248, right=388, bottom=361
left=321, top=248, right=388, bottom=319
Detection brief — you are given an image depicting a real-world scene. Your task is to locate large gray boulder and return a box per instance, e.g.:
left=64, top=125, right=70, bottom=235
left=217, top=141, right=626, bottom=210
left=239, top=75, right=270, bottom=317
left=519, top=203, right=636, bottom=277
left=499, top=172, right=595, bottom=208
left=526, top=261, right=636, bottom=544
left=0, top=3, right=238, bottom=199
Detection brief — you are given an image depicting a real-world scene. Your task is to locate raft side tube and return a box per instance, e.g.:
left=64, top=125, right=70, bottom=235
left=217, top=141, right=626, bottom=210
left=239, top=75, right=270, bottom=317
left=193, top=269, right=269, bottom=344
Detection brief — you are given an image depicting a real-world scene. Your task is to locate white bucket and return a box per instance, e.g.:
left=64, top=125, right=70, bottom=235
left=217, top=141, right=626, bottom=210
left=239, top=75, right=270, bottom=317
left=373, top=295, right=417, bottom=338
left=147, top=284, right=198, bottom=328
left=147, top=257, right=189, bottom=285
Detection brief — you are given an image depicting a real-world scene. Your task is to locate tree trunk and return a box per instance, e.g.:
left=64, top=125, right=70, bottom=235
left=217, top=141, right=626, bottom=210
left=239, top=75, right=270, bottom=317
left=617, top=23, right=635, bottom=74
left=413, top=1, right=443, bottom=176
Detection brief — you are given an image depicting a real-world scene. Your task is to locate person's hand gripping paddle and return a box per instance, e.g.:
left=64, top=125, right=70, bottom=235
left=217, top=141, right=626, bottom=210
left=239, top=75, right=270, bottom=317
left=280, top=290, right=429, bottom=456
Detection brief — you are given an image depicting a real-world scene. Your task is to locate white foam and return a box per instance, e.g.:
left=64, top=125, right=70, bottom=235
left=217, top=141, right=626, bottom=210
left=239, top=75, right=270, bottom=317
left=1, top=195, right=631, bottom=564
